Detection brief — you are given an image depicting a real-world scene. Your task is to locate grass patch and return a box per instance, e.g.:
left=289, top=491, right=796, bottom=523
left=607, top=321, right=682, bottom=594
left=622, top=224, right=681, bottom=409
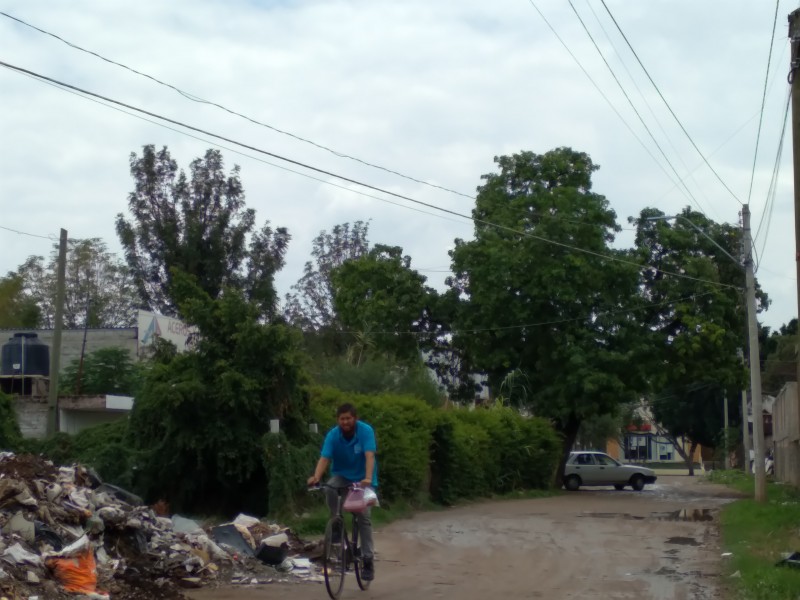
left=711, top=470, right=800, bottom=599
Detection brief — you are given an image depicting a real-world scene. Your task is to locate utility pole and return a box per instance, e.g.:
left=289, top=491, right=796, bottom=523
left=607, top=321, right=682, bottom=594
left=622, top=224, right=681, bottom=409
left=743, top=206, right=766, bottom=502
left=723, top=390, right=730, bottom=469
left=789, top=9, right=800, bottom=394
left=46, top=228, right=67, bottom=437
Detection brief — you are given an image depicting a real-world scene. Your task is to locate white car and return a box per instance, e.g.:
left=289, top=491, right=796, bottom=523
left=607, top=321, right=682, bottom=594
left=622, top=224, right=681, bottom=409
left=563, top=451, right=657, bottom=491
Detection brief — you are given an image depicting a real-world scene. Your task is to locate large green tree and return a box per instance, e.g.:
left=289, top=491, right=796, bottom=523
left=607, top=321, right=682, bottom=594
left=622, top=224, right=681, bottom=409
left=330, top=244, right=435, bottom=364
left=447, top=148, right=645, bottom=469
left=0, top=274, right=39, bottom=328
left=129, top=270, right=308, bottom=513
left=762, top=319, right=797, bottom=396
left=117, top=145, right=289, bottom=319
left=284, top=221, right=371, bottom=330
left=632, top=207, right=756, bottom=471
left=16, top=238, right=137, bottom=328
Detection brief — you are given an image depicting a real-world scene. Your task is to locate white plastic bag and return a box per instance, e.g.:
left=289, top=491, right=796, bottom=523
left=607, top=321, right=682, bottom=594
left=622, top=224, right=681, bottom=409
left=363, top=486, right=379, bottom=508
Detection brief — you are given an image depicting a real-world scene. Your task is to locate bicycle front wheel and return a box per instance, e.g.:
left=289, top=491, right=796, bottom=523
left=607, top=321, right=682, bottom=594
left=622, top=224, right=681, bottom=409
left=323, top=517, right=346, bottom=600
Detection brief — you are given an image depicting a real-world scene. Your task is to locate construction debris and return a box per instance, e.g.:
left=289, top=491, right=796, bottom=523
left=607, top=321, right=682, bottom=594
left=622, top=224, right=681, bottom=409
left=0, top=452, right=325, bottom=598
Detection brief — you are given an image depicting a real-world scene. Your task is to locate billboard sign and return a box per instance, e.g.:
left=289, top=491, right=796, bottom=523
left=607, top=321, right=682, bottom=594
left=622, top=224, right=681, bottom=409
left=137, top=310, right=195, bottom=354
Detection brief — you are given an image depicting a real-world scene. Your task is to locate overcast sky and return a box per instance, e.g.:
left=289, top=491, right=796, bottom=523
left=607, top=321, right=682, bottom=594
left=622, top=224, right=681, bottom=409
left=1, top=1, right=797, bottom=331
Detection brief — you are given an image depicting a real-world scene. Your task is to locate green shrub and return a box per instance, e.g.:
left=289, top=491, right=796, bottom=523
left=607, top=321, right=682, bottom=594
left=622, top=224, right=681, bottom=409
left=0, top=391, right=22, bottom=450
left=431, top=407, right=560, bottom=504
left=263, top=432, right=322, bottom=516
left=309, top=386, right=436, bottom=502
left=430, top=414, right=492, bottom=503
left=18, top=419, right=139, bottom=490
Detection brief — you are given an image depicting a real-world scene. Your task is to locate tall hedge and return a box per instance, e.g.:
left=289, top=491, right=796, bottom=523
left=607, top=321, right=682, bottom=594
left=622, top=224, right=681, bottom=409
left=309, top=386, right=436, bottom=502
left=430, top=407, right=561, bottom=505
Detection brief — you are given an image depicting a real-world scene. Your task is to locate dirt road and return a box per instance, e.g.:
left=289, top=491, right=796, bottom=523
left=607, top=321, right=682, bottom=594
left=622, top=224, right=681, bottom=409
left=189, top=475, right=740, bottom=600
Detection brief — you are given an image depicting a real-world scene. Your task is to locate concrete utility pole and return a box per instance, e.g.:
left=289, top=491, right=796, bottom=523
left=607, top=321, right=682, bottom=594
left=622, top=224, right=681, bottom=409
left=743, top=206, right=766, bottom=502
left=723, top=390, right=730, bottom=469
left=46, top=228, right=67, bottom=437
left=789, top=9, right=800, bottom=391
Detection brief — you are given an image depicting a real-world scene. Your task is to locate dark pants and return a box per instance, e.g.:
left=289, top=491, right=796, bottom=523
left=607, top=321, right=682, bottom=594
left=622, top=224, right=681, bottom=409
left=325, top=475, right=374, bottom=560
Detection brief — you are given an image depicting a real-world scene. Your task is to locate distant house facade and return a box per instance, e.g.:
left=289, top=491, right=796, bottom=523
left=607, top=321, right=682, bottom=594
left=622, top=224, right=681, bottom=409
left=0, top=311, right=192, bottom=437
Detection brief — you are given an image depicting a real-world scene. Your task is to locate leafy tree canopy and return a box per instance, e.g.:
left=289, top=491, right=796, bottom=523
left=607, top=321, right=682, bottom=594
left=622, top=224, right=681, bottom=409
left=330, top=244, right=436, bottom=365
left=117, top=145, right=289, bottom=319
left=16, top=239, right=136, bottom=328
left=447, top=148, right=645, bottom=457
left=0, top=274, right=39, bottom=328
left=60, top=347, right=142, bottom=397
left=129, top=269, right=308, bottom=513
left=284, top=221, right=370, bottom=331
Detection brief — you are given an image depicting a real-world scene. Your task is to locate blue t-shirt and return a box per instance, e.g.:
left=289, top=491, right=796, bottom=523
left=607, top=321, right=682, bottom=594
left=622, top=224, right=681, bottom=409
left=321, top=421, right=379, bottom=487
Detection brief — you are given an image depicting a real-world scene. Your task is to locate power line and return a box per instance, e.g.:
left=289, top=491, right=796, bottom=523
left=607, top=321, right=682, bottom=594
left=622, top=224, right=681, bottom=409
left=0, top=224, right=56, bottom=241
left=569, top=1, right=712, bottom=217
left=523, top=0, right=693, bottom=205
left=19, top=69, right=473, bottom=231
left=0, top=59, right=741, bottom=291
left=339, top=292, right=715, bottom=336
left=599, top=0, right=744, bottom=206
left=0, top=10, right=475, bottom=201
left=754, top=89, right=790, bottom=267
left=747, top=0, right=781, bottom=207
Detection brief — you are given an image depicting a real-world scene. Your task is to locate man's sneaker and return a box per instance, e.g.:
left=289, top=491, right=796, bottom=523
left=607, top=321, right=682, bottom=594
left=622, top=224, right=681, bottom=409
left=361, top=558, right=374, bottom=581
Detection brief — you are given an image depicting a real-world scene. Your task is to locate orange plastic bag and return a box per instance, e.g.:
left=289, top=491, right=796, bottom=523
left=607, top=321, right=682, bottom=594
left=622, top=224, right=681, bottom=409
left=46, top=548, right=98, bottom=593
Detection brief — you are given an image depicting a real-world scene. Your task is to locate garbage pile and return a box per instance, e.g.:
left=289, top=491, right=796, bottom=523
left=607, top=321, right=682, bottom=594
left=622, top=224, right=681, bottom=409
left=0, top=452, right=323, bottom=599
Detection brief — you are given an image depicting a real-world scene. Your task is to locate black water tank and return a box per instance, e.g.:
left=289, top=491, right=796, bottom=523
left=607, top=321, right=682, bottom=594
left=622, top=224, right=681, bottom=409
left=0, top=333, right=50, bottom=377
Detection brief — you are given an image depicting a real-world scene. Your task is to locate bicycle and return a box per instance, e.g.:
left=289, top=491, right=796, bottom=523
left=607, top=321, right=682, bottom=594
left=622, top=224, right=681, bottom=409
left=309, top=482, right=372, bottom=599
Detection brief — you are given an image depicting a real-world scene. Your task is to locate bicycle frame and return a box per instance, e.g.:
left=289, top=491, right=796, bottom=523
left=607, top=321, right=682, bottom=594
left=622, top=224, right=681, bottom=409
left=310, top=483, right=371, bottom=599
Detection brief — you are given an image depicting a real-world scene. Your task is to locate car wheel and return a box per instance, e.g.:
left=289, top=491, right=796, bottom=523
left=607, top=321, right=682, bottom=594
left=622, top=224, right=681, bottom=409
left=565, top=475, right=581, bottom=491
left=613, top=484, right=625, bottom=491
left=630, top=475, right=645, bottom=491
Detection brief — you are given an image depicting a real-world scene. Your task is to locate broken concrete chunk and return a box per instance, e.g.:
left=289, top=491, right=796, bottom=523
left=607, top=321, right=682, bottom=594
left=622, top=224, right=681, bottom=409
left=172, top=515, right=203, bottom=535
left=4, top=512, right=35, bottom=543
left=232, top=514, right=260, bottom=528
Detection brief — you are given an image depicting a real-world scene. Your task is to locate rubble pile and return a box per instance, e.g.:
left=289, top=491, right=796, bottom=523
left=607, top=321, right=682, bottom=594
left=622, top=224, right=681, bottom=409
left=0, top=453, right=323, bottom=599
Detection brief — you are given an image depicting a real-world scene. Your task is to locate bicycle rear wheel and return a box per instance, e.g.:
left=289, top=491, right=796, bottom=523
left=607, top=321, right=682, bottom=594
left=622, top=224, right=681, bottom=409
left=352, top=518, right=371, bottom=591
left=323, top=517, right=346, bottom=599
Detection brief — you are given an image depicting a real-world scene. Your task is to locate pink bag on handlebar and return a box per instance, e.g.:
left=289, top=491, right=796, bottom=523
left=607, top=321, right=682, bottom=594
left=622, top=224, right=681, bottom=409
left=343, top=487, right=368, bottom=513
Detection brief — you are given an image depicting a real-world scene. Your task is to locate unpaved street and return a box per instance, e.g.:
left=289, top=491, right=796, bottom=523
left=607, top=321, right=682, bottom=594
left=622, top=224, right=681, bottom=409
left=189, top=475, right=740, bottom=600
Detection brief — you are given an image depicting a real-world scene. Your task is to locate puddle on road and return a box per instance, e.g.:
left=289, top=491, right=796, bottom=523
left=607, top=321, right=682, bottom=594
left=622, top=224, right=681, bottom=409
left=666, top=536, right=702, bottom=546
left=579, top=508, right=716, bottom=522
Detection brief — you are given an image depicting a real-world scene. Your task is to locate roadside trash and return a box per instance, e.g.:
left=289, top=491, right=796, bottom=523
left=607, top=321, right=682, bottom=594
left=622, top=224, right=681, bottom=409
left=211, top=524, right=255, bottom=557
left=172, top=515, right=204, bottom=535
left=721, top=552, right=733, bottom=558
left=233, top=513, right=260, bottom=528
left=730, top=570, right=741, bottom=578
left=2, top=543, right=43, bottom=567
left=776, top=551, right=800, bottom=568
left=0, top=452, right=326, bottom=597
left=45, top=536, right=101, bottom=595
left=256, top=537, right=288, bottom=565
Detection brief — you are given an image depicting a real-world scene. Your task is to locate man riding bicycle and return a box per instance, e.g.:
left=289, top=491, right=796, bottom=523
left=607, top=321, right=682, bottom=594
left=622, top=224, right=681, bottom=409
left=308, top=403, right=377, bottom=581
